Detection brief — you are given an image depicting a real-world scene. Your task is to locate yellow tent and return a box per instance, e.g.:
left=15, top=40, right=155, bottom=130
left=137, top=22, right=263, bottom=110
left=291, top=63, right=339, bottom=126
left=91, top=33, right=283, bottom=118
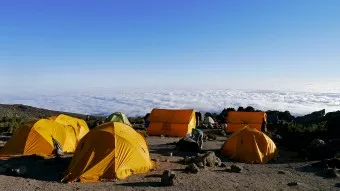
left=220, top=126, right=277, bottom=164
left=52, top=114, right=89, bottom=141
left=226, top=111, right=267, bottom=133
left=147, top=109, right=196, bottom=137
left=62, top=122, right=154, bottom=183
left=0, top=119, right=78, bottom=158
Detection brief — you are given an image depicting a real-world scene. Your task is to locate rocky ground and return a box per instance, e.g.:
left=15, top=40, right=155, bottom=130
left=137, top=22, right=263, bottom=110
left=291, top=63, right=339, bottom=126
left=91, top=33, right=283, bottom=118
left=1, top=135, right=339, bottom=191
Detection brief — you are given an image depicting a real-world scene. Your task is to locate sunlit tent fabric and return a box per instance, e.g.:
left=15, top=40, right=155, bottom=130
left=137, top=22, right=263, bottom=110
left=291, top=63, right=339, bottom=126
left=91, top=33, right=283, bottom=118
left=147, top=109, right=196, bottom=137
left=203, top=116, right=215, bottom=124
left=62, top=122, right=154, bottom=183
left=226, top=111, right=267, bottom=133
left=52, top=114, right=89, bottom=141
left=108, top=112, right=132, bottom=126
left=0, top=119, right=78, bottom=158
left=220, top=126, right=277, bottom=164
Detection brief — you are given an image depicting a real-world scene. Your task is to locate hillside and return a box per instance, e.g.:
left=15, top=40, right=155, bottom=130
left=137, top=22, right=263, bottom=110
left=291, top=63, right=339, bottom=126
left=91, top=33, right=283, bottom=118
left=0, top=104, right=106, bottom=134
left=0, top=104, right=96, bottom=119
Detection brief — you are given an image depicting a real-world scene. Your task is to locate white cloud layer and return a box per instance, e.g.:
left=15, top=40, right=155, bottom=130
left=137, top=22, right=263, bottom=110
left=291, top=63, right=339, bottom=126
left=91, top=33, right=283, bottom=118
left=1, top=89, right=339, bottom=117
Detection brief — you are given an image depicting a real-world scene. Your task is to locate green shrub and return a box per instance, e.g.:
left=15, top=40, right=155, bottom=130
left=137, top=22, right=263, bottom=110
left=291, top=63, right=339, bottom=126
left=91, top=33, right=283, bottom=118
left=286, top=121, right=327, bottom=133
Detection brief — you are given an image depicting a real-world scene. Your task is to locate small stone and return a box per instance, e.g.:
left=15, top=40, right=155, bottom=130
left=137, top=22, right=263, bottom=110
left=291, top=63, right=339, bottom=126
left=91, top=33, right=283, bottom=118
left=220, top=163, right=227, bottom=168
left=196, top=162, right=204, bottom=168
left=287, top=182, right=299, bottom=186
left=164, top=159, right=170, bottom=162
left=230, top=164, right=243, bottom=173
left=278, top=170, right=286, bottom=174
left=183, top=156, right=194, bottom=164
left=185, top=163, right=199, bottom=174
left=161, top=170, right=176, bottom=186
left=215, top=157, right=222, bottom=167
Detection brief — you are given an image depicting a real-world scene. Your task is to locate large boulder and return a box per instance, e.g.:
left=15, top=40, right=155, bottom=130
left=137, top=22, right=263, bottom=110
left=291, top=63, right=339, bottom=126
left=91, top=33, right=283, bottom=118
left=176, top=137, right=200, bottom=152
left=266, top=110, right=295, bottom=124
left=181, top=151, right=222, bottom=169
left=194, top=151, right=221, bottom=167
left=308, top=139, right=328, bottom=159
left=325, top=111, right=340, bottom=139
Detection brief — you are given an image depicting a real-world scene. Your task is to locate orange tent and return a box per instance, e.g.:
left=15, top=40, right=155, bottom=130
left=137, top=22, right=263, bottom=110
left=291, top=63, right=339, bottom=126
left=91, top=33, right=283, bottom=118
left=147, top=109, right=196, bottom=137
left=221, top=126, right=277, bottom=164
left=226, top=111, right=266, bottom=133
left=62, top=122, right=154, bottom=182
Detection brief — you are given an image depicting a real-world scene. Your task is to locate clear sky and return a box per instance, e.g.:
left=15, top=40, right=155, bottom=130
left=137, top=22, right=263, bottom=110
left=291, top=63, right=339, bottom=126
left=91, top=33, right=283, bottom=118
left=1, top=0, right=340, bottom=92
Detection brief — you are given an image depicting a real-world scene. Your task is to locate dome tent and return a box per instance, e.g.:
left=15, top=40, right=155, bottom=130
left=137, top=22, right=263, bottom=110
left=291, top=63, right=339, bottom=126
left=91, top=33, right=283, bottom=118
left=147, top=109, right=197, bottom=137
left=203, top=116, right=215, bottom=124
left=108, top=112, right=132, bottom=126
left=0, top=119, right=78, bottom=158
left=52, top=114, right=89, bottom=141
left=220, top=125, right=277, bottom=164
left=62, top=122, right=154, bottom=183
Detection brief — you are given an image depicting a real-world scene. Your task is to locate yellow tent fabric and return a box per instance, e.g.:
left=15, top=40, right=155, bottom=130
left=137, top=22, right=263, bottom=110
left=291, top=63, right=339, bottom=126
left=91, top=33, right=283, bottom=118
left=62, top=122, right=154, bottom=183
left=0, top=119, right=78, bottom=158
left=147, top=109, right=196, bottom=137
left=53, top=114, right=89, bottom=141
left=220, top=126, right=277, bottom=164
left=226, top=111, right=267, bottom=133
left=108, top=112, right=132, bottom=126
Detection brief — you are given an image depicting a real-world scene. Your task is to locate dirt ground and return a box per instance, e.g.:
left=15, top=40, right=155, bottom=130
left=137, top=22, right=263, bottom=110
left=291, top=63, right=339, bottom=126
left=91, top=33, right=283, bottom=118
left=0, top=135, right=339, bottom=191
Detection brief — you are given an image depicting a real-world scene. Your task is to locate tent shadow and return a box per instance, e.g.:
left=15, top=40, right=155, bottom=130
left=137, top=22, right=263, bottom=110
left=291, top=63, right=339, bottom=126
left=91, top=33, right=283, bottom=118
left=145, top=174, right=162, bottom=178
left=268, top=147, right=307, bottom=164
left=118, top=181, right=163, bottom=187
left=0, top=155, right=72, bottom=182
left=296, top=164, right=328, bottom=178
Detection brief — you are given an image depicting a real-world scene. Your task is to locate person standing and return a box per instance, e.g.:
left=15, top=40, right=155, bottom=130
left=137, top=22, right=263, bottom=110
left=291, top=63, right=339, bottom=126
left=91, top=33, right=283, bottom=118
left=191, top=128, right=203, bottom=149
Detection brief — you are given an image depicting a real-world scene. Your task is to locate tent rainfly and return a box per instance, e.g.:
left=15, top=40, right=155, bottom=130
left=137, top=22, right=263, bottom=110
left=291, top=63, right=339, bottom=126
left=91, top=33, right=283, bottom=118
left=147, top=109, right=196, bottom=137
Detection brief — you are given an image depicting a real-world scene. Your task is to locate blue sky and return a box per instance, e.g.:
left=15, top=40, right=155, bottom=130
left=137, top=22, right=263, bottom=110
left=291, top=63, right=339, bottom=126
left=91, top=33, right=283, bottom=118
left=1, top=0, right=340, bottom=92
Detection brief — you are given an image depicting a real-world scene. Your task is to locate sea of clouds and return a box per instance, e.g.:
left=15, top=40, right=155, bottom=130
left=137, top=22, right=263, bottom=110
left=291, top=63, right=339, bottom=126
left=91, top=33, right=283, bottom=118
left=1, top=88, right=340, bottom=117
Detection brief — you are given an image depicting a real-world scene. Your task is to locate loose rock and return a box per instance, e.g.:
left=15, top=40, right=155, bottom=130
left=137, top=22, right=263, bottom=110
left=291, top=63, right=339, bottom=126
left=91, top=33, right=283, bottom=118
left=278, top=170, right=286, bottom=174
left=161, top=170, right=176, bottom=186
left=196, top=162, right=204, bottom=168
left=230, top=164, right=243, bottom=173
left=194, top=151, right=216, bottom=167
left=185, top=163, right=199, bottom=174
left=287, top=182, right=299, bottom=186
left=215, top=157, right=222, bottom=167
left=182, top=156, right=195, bottom=165
left=176, top=138, right=200, bottom=152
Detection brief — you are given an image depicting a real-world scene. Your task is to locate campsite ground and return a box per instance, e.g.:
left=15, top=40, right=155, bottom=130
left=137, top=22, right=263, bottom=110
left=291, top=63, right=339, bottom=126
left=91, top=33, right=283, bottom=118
left=0, top=135, right=339, bottom=191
